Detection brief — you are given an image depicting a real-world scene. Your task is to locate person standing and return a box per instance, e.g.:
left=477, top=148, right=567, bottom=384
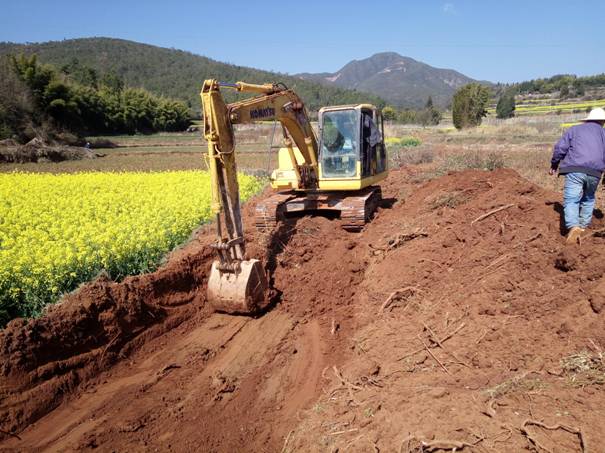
left=550, top=108, right=605, bottom=243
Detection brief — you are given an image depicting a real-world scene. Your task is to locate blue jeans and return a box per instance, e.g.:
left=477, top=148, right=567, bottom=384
left=563, top=172, right=600, bottom=230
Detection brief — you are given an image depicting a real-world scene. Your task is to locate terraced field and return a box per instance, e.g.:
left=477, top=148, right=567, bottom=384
left=488, top=98, right=605, bottom=116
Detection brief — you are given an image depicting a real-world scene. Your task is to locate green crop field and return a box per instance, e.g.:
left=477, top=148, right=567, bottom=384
left=0, top=170, right=263, bottom=325
left=488, top=98, right=605, bottom=116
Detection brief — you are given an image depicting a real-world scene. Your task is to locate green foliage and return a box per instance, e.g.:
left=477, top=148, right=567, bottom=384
left=100, top=70, right=124, bottom=93
left=511, top=73, right=605, bottom=96
left=385, top=136, right=421, bottom=147
left=382, top=106, right=397, bottom=121
left=60, top=58, right=98, bottom=88
left=0, top=38, right=386, bottom=113
left=380, top=103, right=441, bottom=126
left=574, top=82, right=585, bottom=97
left=5, top=53, right=192, bottom=138
left=452, top=83, right=489, bottom=129
left=496, top=92, right=516, bottom=119
left=417, top=106, right=442, bottom=126
left=0, top=56, right=33, bottom=140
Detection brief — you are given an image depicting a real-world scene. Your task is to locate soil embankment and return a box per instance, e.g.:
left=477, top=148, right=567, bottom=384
left=1, top=168, right=604, bottom=452
left=0, top=138, right=102, bottom=163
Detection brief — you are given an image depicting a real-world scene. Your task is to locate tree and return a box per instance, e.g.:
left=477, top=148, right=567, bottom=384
left=5, top=53, right=193, bottom=139
left=559, top=84, right=569, bottom=99
left=574, top=81, right=586, bottom=97
left=0, top=56, right=33, bottom=140
left=425, top=96, right=434, bottom=109
left=382, top=106, right=397, bottom=121
left=417, top=105, right=442, bottom=127
left=101, top=70, right=124, bottom=94
left=452, top=83, right=489, bottom=130
left=496, top=93, right=516, bottom=119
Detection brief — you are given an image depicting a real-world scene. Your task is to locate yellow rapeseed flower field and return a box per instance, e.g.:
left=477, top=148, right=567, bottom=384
left=0, top=171, right=263, bottom=325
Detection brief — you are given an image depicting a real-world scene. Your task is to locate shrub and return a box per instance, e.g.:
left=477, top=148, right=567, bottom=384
left=385, top=136, right=422, bottom=147
left=496, top=93, right=516, bottom=119
left=438, top=151, right=504, bottom=173
left=390, top=147, right=434, bottom=167
left=452, top=83, right=490, bottom=129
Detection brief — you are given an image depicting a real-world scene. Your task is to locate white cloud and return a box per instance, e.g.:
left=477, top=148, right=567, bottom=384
left=442, top=3, right=457, bottom=15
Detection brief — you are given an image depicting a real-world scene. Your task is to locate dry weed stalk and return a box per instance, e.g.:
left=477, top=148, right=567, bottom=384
left=470, top=203, right=516, bottom=225
left=380, top=286, right=423, bottom=313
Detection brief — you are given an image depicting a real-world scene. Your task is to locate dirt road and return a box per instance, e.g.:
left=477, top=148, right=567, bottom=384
left=1, top=168, right=604, bottom=452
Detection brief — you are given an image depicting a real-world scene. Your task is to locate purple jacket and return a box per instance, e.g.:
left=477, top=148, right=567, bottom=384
left=551, top=122, right=605, bottom=177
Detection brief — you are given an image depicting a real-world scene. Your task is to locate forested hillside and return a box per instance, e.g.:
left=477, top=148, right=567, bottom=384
left=0, top=38, right=385, bottom=113
left=494, top=73, right=605, bottom=98
left=0, top=54, right=192, bottom=141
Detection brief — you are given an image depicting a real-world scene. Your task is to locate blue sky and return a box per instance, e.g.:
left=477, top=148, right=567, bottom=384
left=1, top=0, right=604, bottom=83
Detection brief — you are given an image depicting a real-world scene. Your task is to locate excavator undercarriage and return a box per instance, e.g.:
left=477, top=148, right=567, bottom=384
left=254, top=186, right=382, bottom=232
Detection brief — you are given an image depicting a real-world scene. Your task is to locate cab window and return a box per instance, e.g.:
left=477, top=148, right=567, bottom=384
left=320, top=110, right=359, bottom=178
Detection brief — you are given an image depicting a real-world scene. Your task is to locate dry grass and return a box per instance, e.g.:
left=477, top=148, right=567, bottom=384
left=561, top=350, right=605, bottom=387
left=389, top=147, right=435, bottom=167
left=429, top=191, right=467, bottom=210
left=437, top=150, right=505, bottom=173
left=485, top=373, right=547, bottom=399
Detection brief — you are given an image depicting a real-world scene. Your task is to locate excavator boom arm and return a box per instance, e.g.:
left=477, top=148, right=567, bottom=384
left=201, top=79, right=318, bottom=314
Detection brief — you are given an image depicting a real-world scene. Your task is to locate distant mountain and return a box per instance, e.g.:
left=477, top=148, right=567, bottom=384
left=297, top=52, right=478, bottom=108
left=0, top=38, right=385, bottom=113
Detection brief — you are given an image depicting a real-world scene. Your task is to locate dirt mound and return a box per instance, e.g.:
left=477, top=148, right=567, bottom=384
left=1, top=168, right=604, bottom=451
left=0, top=138, right=101, bottom=163
left=0, top=234, right=215, bottom=436
left=287, top=169, right=605, bottom=452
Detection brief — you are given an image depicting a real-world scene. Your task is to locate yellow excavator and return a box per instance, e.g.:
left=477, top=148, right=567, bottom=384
left=201, top=79, right=388, bottom=315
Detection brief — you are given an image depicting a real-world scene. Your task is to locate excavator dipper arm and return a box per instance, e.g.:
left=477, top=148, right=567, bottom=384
left=200, top=79, right=318, bottom=314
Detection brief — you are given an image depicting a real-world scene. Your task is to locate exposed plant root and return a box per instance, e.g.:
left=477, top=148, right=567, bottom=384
left=332, top=366, right=362, bottom=406
left=333, top=366, right=362, bottom=391
left=329, top=428, right=359, bottom=436
left=417, top=334, right=451, bottom=375
left=520, top=419, right=587, bottom=453
left=481, top=399, right=497, bottom=418
left=421, top=439, right=474, bottom=451
left=398, top=323, right=465, bottom=361
left=398, top=434, right=416, bottom=453
left=474, top=329, right=488, bottom=345
left=470, top=203, right=516, bottom=225
left=280, top=430, right=293, bottom=453
left=422, top=322, right=470, bottom=368
left=380, top=286, right=422, bottom=313
left=491, top=425, right=513, bottom=445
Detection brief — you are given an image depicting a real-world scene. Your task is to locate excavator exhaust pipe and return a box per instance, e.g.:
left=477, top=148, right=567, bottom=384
left=207, top=259, right=269, bottom=315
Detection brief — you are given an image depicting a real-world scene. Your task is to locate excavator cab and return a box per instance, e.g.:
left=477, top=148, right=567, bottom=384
left=318, top=105, right=387, bottom=186
left=271, top=104, right=387, bottom=192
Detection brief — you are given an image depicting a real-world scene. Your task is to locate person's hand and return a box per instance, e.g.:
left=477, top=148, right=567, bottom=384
left=549, top=168, right=556, bottom=176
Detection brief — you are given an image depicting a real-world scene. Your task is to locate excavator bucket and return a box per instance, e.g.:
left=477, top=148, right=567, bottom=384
left=207, top=259, right=269, bottom=315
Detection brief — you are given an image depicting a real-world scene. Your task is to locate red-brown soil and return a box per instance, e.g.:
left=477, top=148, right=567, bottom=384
left=1, top=168, right=604, bottom=452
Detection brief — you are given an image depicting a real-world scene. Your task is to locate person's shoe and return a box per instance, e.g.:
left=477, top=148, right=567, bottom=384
left=566, top=226, right=584, bottom=244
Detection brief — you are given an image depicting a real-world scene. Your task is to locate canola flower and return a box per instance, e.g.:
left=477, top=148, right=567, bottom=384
left=0, top=171, right=263, bottom=325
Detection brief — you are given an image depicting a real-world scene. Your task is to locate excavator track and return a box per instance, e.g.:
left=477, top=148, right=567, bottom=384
left=254, top=186, right=382, bottom=232
left=340, top=186, right=382, bottom=231
left=254, top=193, right=297, bottom=231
